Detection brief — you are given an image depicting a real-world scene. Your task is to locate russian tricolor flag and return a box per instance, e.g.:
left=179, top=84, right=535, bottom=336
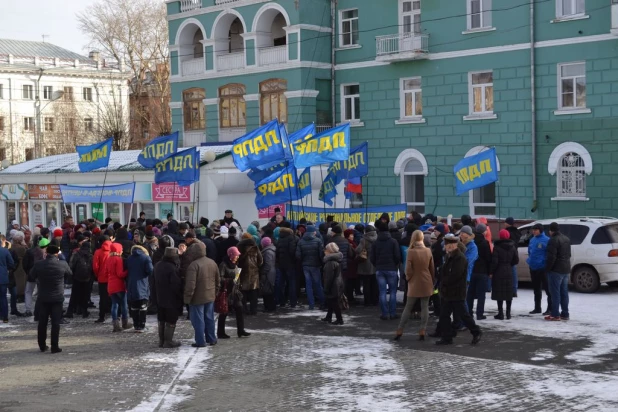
left=345, top=177, right=362, bottom=198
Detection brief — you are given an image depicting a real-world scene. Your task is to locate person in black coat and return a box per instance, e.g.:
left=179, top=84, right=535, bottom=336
left=369, top=221, right=401, bottom=320
left=202, top=230, right=219, bottom=264
left=491, top=230, right=520, bottom=320
left=152, top=247, right=183, bottom=348
left=545, top=222, right=572, bottom=320
left=276, top=225, right=298, bottom=308
left=321, top=243, right=344, bottom=325
left=467, top=223, right=493, bottom=320
left=436, top=235, right=482, bottom=346
left=114, top=227, right=134, bottom=259
left=67, top=238, right=93, bottom=319
left=30, top=245, right=72, bottom=353
left=216, top=229, right=238, bottom=265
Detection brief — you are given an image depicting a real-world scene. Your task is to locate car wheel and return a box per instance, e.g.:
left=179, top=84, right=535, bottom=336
left=572, top=266, right=600, bottom=293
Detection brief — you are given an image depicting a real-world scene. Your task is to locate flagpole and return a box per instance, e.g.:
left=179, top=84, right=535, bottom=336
left=364, top=175, right=369, bottom=225
left=195, top=182, right=200, bottom=226
left=172, top=181, right=177, bottom=221
left=319, top=165, right=326, bottom=220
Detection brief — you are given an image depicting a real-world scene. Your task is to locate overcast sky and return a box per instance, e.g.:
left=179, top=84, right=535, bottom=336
left=0, top=0, right=99, bottom=55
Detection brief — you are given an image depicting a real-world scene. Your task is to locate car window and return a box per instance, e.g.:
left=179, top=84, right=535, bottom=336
left=559, top=224, right=589, bottom=246
left=591, top=224, right=618, bottom=245
left=518, top=227, right=532, bottom=247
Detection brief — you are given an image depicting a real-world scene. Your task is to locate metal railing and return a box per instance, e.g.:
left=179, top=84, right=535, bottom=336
left=216, top=52, right=245, bottom=71
left=316, top=124, right=333, bottom=133
left=258, top=45, right=287, bottom=66
left=181, top=58, right=204, bottom=76
left=180, top=0, right=201, bottom=12
left=376, top=32, right=429, bottom=57
left=215, top=0, right=241, bottom=4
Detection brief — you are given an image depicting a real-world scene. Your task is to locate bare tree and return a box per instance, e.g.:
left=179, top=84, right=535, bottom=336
left=77, top=0, right=170, bottom=149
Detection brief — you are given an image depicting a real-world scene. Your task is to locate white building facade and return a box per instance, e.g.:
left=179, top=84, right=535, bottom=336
left=0, top=39, right=129, bottom=164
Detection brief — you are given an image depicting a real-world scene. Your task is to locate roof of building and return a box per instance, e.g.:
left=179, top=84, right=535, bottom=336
left=0, top=146, right=232, bottom=175
left=0, top=39, right=92, bottom=62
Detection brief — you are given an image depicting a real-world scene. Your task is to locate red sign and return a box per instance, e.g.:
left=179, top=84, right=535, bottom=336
left=28, top=184, right=63, bottom=200
left=258, top=204, right=286, bottom=219
left=151, top=183, right=192, bottom=202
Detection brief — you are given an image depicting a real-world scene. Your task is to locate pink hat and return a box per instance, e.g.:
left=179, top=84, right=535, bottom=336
left=260, top=237, right=272, bottom=248
left=499, top=229, right=510, bottom=240
left=227, top=246, right=241, bottom=258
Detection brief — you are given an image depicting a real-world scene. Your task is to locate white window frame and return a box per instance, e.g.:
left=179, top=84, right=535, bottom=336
left=339, top=8, right=359, bottom=48
left=397, top=77, right=425, bottom=124
left=340, top=83, right=362, bottom=125
left=44, top=117, right=54, bottom=132
left=23, top=84, right=34, bottom=100
left=82, top=87, right=93, bottom=102
left=394, top=149, right=428, bottom=213
left=556, top=0, right=586, bottom=19
left=548, top=142, right=592, bottom=201
left=555, top=61, right=589, bottom=115
left=24, top=117, right=34, bottom=131
left=465, top=146, right=500, bottom=218
left=400, top=0, right=422, bottom=35
left=466, top=0, right=494, bottom=33
left=465, top=70, right=496, bottom=120
left=43, top=86, right=53, bottom=100
left=84, top=117, right=94, bottom=132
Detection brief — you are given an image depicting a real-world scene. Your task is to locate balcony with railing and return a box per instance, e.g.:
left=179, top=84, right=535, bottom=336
left=216, top=52, right=245, bottom=71
left=215, top=0, right=241, bottom=4
left=184, top=130, right=206, bottom=146
left=182, top=58, right=204, bottom=76
left=375, top=33, right=429, bottom=62
left=180, top=0, right=201, bottom=12
left=258, top=45, right=287, bottom=67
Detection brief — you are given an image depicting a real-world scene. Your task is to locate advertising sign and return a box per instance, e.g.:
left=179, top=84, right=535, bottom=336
left=151, top=183, right=192, bottom=202
left=31, top=201, right=44, bottom=226
left=28, top=184, right=63, bottom=200
left=258, top=204, right=286, bottom=219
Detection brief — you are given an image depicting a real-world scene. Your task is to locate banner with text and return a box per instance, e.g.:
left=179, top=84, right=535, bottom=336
left=232, top=119, right=289, bottom=172
left=258, top=204, right=286, bottom=219
left=254, top=163, right=299, bottom=209
left=453, top=147, right=498, bottom=196
left=151, top=183, right=192, bottom=202
left=59, top=183, right=136, bottom=204
left=287, top=204, right=407, bottom=226
left=76, top=138, right=112, bottom=172
left=154, top=147, right=200, bottom=187
left=291, top=124, right=350, bottom=169
left=138, top=131, right=178, bottom=169
left=327, top=142, right=369, bottom=185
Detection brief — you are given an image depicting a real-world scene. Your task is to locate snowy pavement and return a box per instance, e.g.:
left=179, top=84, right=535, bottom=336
left=1, top=285, right=617, bottom=411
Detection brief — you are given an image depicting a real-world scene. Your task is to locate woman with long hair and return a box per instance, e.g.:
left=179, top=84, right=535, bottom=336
left=394, top=230, right=435, bottom=341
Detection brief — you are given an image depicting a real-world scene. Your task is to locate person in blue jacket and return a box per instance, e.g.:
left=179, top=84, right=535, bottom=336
left=527, top=223, right=551, bottom=315
left=459, top=226, right=478, bottom=283
left=126, top=245, right=154, bottom=332
left=0, top=235, right=15, bottom=323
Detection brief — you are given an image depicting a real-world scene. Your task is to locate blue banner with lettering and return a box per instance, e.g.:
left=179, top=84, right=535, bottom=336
left=453, top=147, right=498, bottom=196
left=137, top=132, right=179, bottom=169
left=76, top=138, right=112, bottom=172
left=287, top=204, right=408, bottom=226
left=297, top=168, right=312, bottom=199
left=232, top=119, right=289, bottom=172
left=254, top=163, right=299, bottom=209
left=247, top=162, right=286, bottom=183
left=318, top=170, right=338, bottom=206
left=154, top=147, right=200, bottom=187
left=327, top=142, right=369, bottom=185
left=291, top=124, right=350, bottom=169
left=288, top=123, right=316, bottom=154
left=59, top=183, right=136, bottom=203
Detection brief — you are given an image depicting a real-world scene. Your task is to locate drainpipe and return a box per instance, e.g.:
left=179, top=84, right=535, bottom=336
left=8, top=77, right=14, bottom=164
left=331, top=0, right=336, bottom=127
left=530, top=0, right=538, bottom=213
left=35, top=68, right=44, bottom=159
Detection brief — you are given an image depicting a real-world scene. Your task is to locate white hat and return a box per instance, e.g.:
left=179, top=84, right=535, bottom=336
left=220, top=226, right=229, bottom=239
left=348, top=225, right=355, bottom=230
left=230, top=222, right=238, bottom=228
left=11, top=220, right=18, bottom=226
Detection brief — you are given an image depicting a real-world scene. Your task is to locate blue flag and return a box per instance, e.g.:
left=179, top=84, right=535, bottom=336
left=319, top=170, right=338, bottom=206
left=327, top=142, right=369, bottom=185
left=292, top=124, right=350, bottom=169
left=232, top=119, right=289, bottom=172
left=453, top=147, right=499, bottom=196
left=247, top=161, right=287, bottom=183
left=288, top=123, right=316, bottom=154
left=155, top=147, right=200, bottom=187
left=76, top=138, right=112, bottom=172
left=254, top=163, right=299, bottom=209
left=297, top=168, right=312, bottom=199
left=137, top=132, right=179, bottom=169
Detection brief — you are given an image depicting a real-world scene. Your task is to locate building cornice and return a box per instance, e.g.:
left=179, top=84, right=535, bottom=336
left=284, top=90, right=320, bottom=99
left=166, top=0, right=272, bottom=22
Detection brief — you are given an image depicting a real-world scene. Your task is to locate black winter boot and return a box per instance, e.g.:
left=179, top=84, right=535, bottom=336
left=163, top=324, right=181, bottom=348
left=158, top=322, right=165, bottom=347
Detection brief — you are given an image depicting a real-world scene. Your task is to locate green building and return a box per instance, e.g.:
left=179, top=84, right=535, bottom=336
left=166, top=0, right=618, bottom=219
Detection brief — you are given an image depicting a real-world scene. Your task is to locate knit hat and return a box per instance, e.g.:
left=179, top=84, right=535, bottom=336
left=163, top=247, right=178, bottom=259
left=53, top=228, right=63, bottom=238
left=227, top=246, right=241, bottom=258
left=220, top=226, right=229, bottom=239
left=475, top=223, right=487, bottom=234
left=261, top=237, right=272, bottom=248
left=46, top=244, right=60, bottom=254
left=388, top=221, right=398, bottom=231
left=460, top=226, right=473, bottom=236
left=435, top=223, right=446, bottom=235
left=532, top=223, right=544, bottom=231
left=549, top=222, right=560, bottom=232
left=39, top=238, right=50, bottom=248
left=499, top=229, right=510, bottom=240
left=396, top=219, right=405, bottom=229
left=505, top=217, right=515, bottom=225
left=365, top=225, right=376, bottom=233
left=332, top=225, right=343, bottom=234
left=93, top=227, right=101, bottom=235
left=306, top=225, right=317, bottom=233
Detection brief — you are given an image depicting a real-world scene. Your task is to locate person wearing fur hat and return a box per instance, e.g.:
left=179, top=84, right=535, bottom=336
left=218, top=247, right=250, bottom=339
left=436, top=235, right=482, bottom=345
left=260, top=237, right=277, bottom=312
left=321, top=242, right=344, bottom=325
left=491, top=230, right=519, bottom=320
left=153, top=247, right=183, bottom=347
left=126, top=245, right=154, bottom=332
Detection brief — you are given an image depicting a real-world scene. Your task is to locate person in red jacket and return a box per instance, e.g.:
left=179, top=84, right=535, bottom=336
left=105, top=243, right=132, bottom=332
left=93, top=239, right=112, bottom=323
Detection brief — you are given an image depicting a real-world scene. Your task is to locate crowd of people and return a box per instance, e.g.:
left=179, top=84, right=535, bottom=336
left=0, top=207, right=572, bottom=353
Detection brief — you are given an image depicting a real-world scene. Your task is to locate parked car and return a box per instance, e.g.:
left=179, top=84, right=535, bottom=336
left=516, top=217, right=618, bottom=293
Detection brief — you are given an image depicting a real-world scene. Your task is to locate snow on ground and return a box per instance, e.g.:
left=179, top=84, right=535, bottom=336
left=479, top=287, right=618, bottom=366
left=531, top=349, right=557, bottom=362
left=129, top=343, right=212, bottom=412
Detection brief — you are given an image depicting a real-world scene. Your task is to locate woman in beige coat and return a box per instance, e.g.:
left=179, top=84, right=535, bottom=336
left=394, top=230, right=435, bottom=341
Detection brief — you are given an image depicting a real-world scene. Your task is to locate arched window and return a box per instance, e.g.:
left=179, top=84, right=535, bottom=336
left=548, top=142, right=592, bottom=199
left=394, top=149, right=428, bottom=213
left=465, top=146, right=501, bottom=217
left=260, top=79, right=287, bottom=124
left=193, top=30, right=204, bottom=58
left=183, top=88, right=205, bottom=131
left=219, top=84, right=246, bottom=128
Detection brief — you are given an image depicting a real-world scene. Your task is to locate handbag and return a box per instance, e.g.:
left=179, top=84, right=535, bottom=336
left=215, top=288, right=229, bottom=314
left=340, top=294, right=349, bottom=311
left=356, top=240, right=368, bottom=262
left=260, top=275, right=274, bottom=295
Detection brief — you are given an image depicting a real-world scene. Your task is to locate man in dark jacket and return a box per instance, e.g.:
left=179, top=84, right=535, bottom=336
left=31, top=244, right=71, bottom=353
left=504, top=217, right=521, bottom=244
left=114, top=227, right=134, bottom=258
left=436, top=235, right=482, bottom=345
left=545, top=222, right=571, bottom=321
left=127, top=245, right=153, bottom=331
left=66, top=236, right=92, bottom=319
left=0, top=236, right=15, bottom=323
left=296, top=225, right=325, bottom=310
left=153, top=247, right=182, bottom=348
left=467, top=223, right=493, bottom=320
left=430, top=224, right=446, bottom=316
left=202, top=229, right=219, bottom=264
left=22, top=235, right=44, bottom=317
left=276, top=225, right=298, bottom=307
left=370, top=221, right=401, bottom=320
